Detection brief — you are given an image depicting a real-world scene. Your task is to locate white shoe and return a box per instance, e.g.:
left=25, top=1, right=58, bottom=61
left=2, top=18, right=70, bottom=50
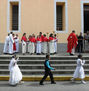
left=81, top=81, right=86, bottom=84
left=70, top=78, right=74, bottom=82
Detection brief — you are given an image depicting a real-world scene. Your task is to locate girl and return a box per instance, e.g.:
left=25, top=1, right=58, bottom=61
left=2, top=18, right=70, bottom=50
left=9, top=55, right=23, bottom=85
left=71, top=54, right=86, bottom=84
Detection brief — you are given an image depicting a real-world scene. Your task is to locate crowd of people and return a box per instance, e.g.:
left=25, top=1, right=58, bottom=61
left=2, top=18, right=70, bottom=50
left=3, top=32, right=58, bottom=55
left=67, top=30, right=89, bottom=56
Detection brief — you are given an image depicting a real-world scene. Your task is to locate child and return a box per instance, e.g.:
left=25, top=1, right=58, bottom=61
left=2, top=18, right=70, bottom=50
left=71, top=54, right=86, bottom=84
left=40, top=54, right=56, bottom=85
left=9, top=55, right=23, bottom=85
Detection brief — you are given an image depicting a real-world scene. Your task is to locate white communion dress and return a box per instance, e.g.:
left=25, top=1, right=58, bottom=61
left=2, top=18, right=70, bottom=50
left=73, top=58, right=85, bottom=79
left=9, top=58, right=22, bottom=85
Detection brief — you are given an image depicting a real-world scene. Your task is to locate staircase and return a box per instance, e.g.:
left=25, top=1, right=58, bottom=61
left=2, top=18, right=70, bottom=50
left=0, top=55, right=89, bottom=81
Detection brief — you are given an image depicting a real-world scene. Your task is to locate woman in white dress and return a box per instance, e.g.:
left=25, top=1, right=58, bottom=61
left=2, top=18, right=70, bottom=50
left=9, top=55, right=22, bottom=85
left=71, top=54, right=86, bottom=84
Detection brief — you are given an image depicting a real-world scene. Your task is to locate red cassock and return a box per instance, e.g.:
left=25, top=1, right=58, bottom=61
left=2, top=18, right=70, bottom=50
left=49, top=37, right=54, bottom=42
left=21, top=36, right=27, bottom=42
left=29, top=37, right=32, bottom=42
left=43, top=37, right=48, bottom=42
left=67, top=33, right=78, bottom=53
left=13, top=39, right=16, bottom=51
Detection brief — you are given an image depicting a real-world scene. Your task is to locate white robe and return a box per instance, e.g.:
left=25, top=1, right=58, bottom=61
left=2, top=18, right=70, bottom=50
left=54, top=39, right=58, bottom=53
left=9, top=34, right=14, bottom=54
left=9, top=58, right=22, bottom=85
left=15, top=38, right=19, bottom=53
left=43, top=42, right=48, bottom=54
left=28, top=42, right=35, bottom=54
left=3, top=36, right=10, bottom=53
left=49, top=40, right=55, bottom=54
left=36, top=41, right=41, bottom=53
left=22, top=40, right=26, bottom=54
left=73, top=59, right=85, bottom=79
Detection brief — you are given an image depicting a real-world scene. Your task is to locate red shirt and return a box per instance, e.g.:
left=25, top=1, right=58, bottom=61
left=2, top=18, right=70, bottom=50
left=43, top=37, right=48, bottom=42
left=49, top=37, right=54, bottom=41
left=21, top=36, right=27, bottom=42
left=31, top=37, right=36, bottom=43
left=36, top=37, right=42, bottom=42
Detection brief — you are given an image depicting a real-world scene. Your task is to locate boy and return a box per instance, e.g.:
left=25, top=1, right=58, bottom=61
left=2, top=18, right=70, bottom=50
left=40, top=54, right=56, bottom=85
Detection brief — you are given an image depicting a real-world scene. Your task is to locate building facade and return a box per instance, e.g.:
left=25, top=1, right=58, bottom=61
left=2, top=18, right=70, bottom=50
left=0, top=0, right=89, bottom=53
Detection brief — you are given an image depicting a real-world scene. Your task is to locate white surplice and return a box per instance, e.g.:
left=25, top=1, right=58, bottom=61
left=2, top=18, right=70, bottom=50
left=3, top=36, right=10, bottom=53
left=73, top=59, right=85, bottom=79
left=22, top=40, right=26, bottom=54
left=36, top=41, right=41, bottom=53
left=9, top=34, right=14, bottom=54
left=9, top=58, right=22, bottom=85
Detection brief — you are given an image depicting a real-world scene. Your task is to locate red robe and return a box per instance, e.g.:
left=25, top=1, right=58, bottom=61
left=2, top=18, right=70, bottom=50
left=36, top=37, right=42, bottom=42
left=21, top=36, right=27, bottom=42
left=41, top=35, right=44, bottom=42
left=67, top=33, right=78, bottom=53
left=13, top=38, right=16, bottom=51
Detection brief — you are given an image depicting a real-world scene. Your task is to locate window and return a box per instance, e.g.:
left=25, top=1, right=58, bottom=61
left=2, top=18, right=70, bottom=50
left=55, top=0, right=68, bottom=33
left=7, top=0, right=21, bottom=32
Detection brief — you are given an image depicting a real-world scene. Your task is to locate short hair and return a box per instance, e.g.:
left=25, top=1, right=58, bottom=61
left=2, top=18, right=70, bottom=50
left=46, top=54, right=50, bottom=59
left=78, top=54, right=82, bottom=59
left=72, top=30, right=75, bottom=33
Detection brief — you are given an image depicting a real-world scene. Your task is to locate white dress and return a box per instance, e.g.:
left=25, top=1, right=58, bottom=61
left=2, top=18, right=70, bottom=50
left=36, top=41, right=41, bottom=53
left=22, top=40, right=26, bottom=54
left=43, top=42, right=48, bottom=54
left=15, top=37, right=19, bottom=53
left=54, top=38, right=58, bottom=53
left=9, top=58, right=22, bottom=85
left=73, top=59, right=85, bottom=79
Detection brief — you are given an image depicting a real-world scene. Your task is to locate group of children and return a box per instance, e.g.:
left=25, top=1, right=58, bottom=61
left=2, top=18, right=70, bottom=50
left=3, top=32, right=58, bottom=55
left=9, top=54, right=86, bottom=86
left=21, top=32, right=58, bottom=55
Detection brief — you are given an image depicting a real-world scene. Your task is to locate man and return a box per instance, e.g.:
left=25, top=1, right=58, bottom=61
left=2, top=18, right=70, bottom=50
left=78, top=32, right=83, bottom=53
left=9, top=32, right=14, bottom=55
left=40, top=54, right=56, bottom=85
left=67, top=30, right=78, bottom=55
left=3, top=33, right=10, bottom=54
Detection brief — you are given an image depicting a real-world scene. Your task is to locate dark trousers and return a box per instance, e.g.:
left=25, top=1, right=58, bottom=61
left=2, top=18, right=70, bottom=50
left=40, top=70, right=54, bottom=84
left=78, top=43, right=83, bottom=53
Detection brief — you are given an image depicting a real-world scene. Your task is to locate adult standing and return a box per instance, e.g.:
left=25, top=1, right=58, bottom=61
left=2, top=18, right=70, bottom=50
left=67, top=30, right=78, bottom=55
left=9, top=32, right=14, bottom=55
left=78, top=32, right=84, bottom=53
left=3, top=33, right=10, bottom=54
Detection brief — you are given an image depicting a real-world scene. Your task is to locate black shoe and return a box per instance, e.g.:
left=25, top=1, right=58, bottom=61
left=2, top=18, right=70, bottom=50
left=69, top=53, right=74, bottom=56
left=51, top=82, right=56, bottom=84
left=39, top=83, right=44, bottom=85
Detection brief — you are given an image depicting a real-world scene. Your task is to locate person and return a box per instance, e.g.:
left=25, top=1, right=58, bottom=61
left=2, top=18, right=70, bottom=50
left=77, top=32, right=84, bottom=53
left=71, top=54, right=86, bottom=84
left=9, top=32, right=14, bottom=55
left=9, top=55, right=23, bottom=86
left=49, top=33, right=55, bottom=54
left=3, top=33, right=10, bottom=54
left=13, top=34, right=16, bottom=53
left=42, top=34, right=48, bottom=54
left=40, top=54, right=56, bottom=85
left=39, top=32, right=44, bottom=54
left=54, top=34, right=58, bottom=54
left=67, top=30, right=78, bottom=55
left=21, top=33, right=27, bottom=55
left=36, top=35, right=42, bottom=55
left=14, top=34, right=19, bottom=53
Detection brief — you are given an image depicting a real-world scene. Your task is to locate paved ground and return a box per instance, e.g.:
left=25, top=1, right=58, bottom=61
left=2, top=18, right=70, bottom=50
left=0, top=81, right=89, bottom=91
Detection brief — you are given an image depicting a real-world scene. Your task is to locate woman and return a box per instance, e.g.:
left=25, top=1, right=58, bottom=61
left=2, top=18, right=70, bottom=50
left=71, top=54, right=86, bottom=84
left=9, top=55, right=22, bottom=85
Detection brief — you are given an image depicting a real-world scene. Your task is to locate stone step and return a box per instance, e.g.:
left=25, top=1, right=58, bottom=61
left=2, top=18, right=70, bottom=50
left=0, top=64, right=89, bottom=69
left=0, top=69, right=89, bottom=75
